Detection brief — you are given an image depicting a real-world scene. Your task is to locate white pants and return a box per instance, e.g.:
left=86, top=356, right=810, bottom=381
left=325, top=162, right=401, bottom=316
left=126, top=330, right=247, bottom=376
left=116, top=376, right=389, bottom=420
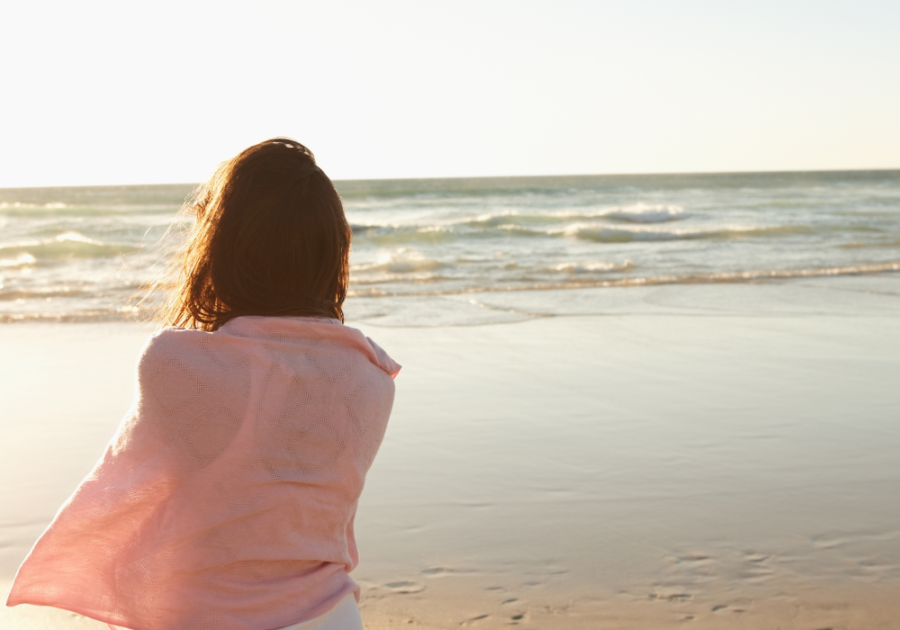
left=274, top=593, right=363, bottom=630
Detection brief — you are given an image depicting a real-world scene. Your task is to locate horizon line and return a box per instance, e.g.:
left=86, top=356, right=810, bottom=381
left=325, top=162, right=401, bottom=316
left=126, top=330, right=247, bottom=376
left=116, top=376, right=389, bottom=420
left=2, top=166, right=899, bottom=192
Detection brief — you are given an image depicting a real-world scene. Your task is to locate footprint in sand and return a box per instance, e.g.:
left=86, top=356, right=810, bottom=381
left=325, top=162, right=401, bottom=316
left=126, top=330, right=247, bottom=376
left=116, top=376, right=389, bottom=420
left=384, top=580, right=426, bottom=594
left=459, top=613, right=490, bottom=626
left=649, top=592, right=692, bottom=602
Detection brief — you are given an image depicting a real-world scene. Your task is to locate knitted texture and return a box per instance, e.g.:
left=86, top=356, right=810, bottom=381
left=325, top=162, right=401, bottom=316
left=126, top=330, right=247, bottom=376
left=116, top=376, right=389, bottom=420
left=7, top=316, right=399, bottom=630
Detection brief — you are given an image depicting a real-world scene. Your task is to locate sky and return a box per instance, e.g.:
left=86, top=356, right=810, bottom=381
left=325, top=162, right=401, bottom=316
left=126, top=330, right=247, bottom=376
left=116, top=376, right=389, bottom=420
left=0, top=0, right=898, bottom=187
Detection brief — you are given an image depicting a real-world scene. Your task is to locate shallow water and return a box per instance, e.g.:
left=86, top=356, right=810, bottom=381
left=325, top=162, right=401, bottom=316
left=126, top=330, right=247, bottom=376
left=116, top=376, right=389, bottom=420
left=1, top=171, right=898, bottom=323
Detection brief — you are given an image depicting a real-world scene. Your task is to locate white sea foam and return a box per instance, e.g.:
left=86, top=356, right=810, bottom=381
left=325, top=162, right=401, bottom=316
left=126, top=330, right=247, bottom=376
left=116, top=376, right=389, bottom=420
left=472, top=210, right=519, bottom=223
left=0, top=201, right=69, bottom=209
left=0, top=232, right=135, bottom=260
left=56, top=231, right=103, bottom=245
left=0, top=253, right=37, bottom=268
left=442, top=204, right=686, bottom=229
left=562, top=223, right=794, bottom=243
left=550, top=261, right=633, bottom=274
left=354, top=249, right=445, bottom=274
left=601, top=204, right=686, bottom=223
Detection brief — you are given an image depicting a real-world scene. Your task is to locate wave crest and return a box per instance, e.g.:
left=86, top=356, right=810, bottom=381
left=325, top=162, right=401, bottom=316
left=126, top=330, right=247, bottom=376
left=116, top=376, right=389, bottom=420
left=0, top=232, right=137, bottom=261
left=353, top=249, right=446, bottom=275
left=566, top=224, right=810, bottom=243
left=602, top=204, right=685, bottom=223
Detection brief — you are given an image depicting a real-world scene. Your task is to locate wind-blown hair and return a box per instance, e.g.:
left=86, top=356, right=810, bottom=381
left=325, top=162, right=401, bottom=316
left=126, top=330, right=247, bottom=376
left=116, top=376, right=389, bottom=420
left=163, top=138, right=351, bottom=331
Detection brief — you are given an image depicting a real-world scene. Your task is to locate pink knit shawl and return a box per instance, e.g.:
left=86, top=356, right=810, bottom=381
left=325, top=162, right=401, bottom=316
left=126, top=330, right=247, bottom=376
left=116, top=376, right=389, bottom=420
left=7, top=316, right=400, bottom=630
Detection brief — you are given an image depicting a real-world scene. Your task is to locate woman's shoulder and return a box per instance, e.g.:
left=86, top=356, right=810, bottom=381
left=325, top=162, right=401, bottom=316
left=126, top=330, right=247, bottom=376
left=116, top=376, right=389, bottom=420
left=136, top=326, right=212, bottom=369
left=137, top=320, right=400, bottom=379
left=310, top=321, right=402, bottom=379
left=143, top=325, right=208, bottom=349
left=221, top=317, right=402, bottom=379
left=358, top=334, right=401, bottom=379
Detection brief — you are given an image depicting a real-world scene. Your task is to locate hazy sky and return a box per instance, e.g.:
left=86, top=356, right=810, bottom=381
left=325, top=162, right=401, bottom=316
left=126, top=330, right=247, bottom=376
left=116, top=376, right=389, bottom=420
left=1, top=0, right=898, bottom=186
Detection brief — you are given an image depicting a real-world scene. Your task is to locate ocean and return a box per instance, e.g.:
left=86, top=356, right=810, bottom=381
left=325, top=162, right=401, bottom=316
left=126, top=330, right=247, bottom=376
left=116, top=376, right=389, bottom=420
left=1, top=170, right=898, bottom=324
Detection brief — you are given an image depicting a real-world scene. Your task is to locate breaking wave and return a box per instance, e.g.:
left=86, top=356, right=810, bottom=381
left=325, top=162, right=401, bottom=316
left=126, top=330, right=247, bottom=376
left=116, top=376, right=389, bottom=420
left=0, top=233, right=137, bottom=261
left=566, top=224, right=810, bottom=243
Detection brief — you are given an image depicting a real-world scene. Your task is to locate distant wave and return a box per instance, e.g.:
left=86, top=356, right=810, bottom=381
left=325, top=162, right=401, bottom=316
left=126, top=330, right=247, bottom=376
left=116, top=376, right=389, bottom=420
left=348, top=219, right=813, bottom=245
left=0, top=202, right=69, bottom=209
left=566, top=224, right=810, bottom=243
left=0, top=232, right=137, bottom=261
left=351, top=204, right=685, bottom=233
left=0, top=202, right=179, bottom=216
left=463, top=205, right=687, bottom=226
left=353, top=249, right=446, bottom=274
left=0, top=253, right=37, bottom=268
left=601, top=204, right=685, bottom=223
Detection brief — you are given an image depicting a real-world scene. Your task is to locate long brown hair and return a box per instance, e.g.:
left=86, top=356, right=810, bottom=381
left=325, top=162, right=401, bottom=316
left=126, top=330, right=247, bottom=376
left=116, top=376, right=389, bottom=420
left=163, top=138, right=351, bottom=331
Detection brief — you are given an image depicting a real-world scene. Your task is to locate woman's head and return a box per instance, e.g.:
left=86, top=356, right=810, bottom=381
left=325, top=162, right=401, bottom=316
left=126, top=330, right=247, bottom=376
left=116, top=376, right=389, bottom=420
left=164, top=138, right=350, bottom=331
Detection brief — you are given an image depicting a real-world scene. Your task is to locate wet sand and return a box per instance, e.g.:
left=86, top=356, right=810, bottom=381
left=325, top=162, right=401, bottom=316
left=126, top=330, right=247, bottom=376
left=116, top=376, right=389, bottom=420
left=2, top=276, right=900, bottom=628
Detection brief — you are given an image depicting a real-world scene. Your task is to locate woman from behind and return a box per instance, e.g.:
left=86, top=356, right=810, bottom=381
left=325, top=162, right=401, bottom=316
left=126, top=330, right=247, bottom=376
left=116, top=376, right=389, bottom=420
left=7, top=139, right=400, bottom=630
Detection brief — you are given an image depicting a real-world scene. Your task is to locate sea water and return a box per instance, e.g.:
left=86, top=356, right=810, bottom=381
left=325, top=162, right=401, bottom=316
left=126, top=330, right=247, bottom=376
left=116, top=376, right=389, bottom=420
left=1, top=170, right=898, bottom=324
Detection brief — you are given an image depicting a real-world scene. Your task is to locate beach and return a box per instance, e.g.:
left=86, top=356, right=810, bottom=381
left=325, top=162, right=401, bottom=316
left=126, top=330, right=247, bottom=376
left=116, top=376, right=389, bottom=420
left=3, top=0, right=899, bottom=620
left=3, top=275, right=899, bottom=629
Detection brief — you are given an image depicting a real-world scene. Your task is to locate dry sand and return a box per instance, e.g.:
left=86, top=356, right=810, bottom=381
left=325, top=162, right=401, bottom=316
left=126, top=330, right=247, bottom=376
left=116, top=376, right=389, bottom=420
left=3, top=579, right=899, bottom=629
left=2, top=277, right=900, bottom=629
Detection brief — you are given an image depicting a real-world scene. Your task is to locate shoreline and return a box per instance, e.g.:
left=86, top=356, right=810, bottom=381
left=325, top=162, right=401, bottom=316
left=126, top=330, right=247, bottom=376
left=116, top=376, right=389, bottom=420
left=3, top=267, right=900, bottom=325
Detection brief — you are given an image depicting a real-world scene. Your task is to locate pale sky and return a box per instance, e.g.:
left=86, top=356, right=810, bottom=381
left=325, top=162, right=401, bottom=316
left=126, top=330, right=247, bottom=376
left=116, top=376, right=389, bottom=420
left=1, top=0, right=898, bottom=187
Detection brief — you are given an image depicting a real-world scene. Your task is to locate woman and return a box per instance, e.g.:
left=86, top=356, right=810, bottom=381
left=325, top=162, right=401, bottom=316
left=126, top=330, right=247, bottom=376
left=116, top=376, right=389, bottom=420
left=6, top=139, right=400, bottom=630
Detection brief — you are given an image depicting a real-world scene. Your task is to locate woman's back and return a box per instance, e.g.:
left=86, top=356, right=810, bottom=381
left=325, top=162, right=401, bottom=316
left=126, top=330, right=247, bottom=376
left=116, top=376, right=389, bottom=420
left=7, top=316, right=399, bottom=630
